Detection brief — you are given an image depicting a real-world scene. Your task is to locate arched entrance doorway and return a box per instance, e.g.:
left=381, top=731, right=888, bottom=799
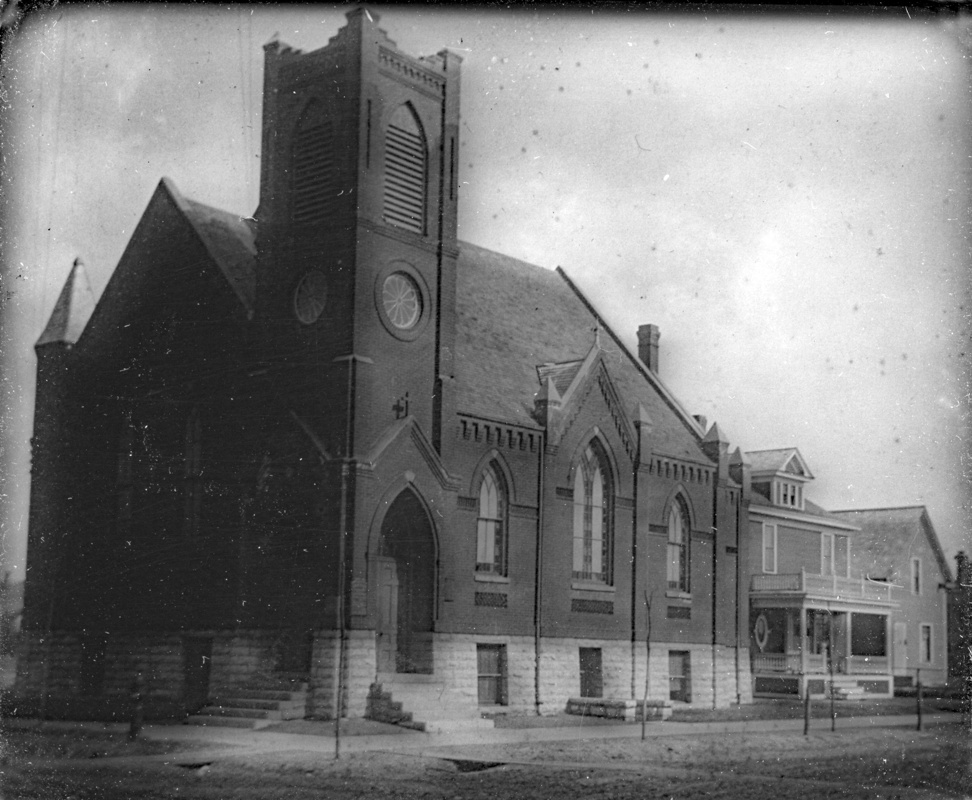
left=376, top=490, right=435, bottom=674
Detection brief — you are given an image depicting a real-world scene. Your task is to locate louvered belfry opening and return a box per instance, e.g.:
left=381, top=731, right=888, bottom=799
left=384, top=104, right=427, bottom=234
left=291, top=106, right=336, bottom=224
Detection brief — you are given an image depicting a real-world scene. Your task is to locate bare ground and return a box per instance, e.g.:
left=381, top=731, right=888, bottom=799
left=2, top=723, right=969, bottom=799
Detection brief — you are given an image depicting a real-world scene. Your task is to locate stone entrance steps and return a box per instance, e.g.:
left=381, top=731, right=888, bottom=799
left=185, top=673, right=310, bottom=729
left=367, top=672, right=494, bottom=733
left=831, top=678, right=868, bottom=701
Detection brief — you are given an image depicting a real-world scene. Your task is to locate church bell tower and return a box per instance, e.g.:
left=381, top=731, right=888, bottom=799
left=255, top=8, right=461, bottom=462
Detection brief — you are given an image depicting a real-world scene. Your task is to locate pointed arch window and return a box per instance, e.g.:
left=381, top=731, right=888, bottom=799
left=291, top=107, right=336, bottom=224
left=384, top=104, right=427, bottom=234
left=476, top=464, right=507, bottom=576
left=183, top=408, right=203, bottom=536
left=572, top=442, right=612, bottom=584
left=667, top=497, right=690, bottom=593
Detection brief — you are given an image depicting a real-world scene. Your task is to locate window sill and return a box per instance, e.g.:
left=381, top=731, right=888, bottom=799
left=571, top=581, right=615, bottom=594
left=475, top=573, right=510, bottom=584
left=666, top=590, right=692, bottom=601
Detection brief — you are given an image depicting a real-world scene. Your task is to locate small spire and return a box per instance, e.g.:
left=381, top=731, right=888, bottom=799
left=536, top=376, right=562, bottom=405
left=729, top=446, right=749, bottom=466
left=36, top=257, right=96, bottom=347
left=702, top=421, right=729, bottom=445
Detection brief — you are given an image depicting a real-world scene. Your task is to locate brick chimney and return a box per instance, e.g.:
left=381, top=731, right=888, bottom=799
left=957, top=551, right=970, bottom=585
left=638, top=324, right=660, bottom=374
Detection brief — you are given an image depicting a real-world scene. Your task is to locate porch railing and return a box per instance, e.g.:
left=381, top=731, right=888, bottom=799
left=753, top=653, right=885, bottom=675
left=752, top=653, right=827, bottom=673
left=751, top=571, right=893, bottom=604
left=752, top=653, right=801, bottom=673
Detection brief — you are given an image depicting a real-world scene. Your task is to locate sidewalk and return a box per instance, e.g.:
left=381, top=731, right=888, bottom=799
left=129, top=712, right=960, bottom=758
left=7, top=712, right=960, bottom=771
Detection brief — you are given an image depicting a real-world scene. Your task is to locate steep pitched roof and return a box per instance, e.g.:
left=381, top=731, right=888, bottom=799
left=830, top=506, right=952, bottom=583
left=52, top=181, right=257, bottom=351
left=454, top=242, right=708, bottom=463
left=36, top=257, right=96, bottom=346
left=537, top=360, right=584, bottom=397
left=746, top=447, right=813, bottom=479
left=163, top=179, right=257, bottom=315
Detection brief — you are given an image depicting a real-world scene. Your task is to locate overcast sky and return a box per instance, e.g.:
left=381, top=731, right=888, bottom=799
left=1, top=5, right=969, bottom=580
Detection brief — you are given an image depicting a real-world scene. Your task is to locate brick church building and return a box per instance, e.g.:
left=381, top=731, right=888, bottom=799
left=18, top=10, right=753, bottom=727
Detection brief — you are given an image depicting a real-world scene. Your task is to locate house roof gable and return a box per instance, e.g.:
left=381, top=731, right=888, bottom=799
left=830, top=506, right=952, bottom=583
left=746, top=447, right=814, bottom=480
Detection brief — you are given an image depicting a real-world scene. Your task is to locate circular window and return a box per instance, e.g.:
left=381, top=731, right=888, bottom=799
left=293, top=270, right=328, bottom=324
left=382, top=272, right=422, bottom=330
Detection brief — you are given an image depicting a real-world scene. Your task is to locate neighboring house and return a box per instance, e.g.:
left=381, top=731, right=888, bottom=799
left=17, top=10, right=753, bottom=726
left=744, top=449, right=896, bottom=699
left=830, top=507, right=953, bottom=688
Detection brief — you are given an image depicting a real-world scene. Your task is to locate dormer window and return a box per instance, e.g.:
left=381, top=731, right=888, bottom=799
left=774, top=480, right=803, bottom=510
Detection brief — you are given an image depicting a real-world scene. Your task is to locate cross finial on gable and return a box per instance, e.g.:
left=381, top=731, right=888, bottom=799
left=393, top=392, right=410, bottom=420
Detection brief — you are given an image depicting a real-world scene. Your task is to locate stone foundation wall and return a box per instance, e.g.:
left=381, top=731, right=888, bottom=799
left=538, top=637, right=632, bottom=713
left=631, top=642, right=750, bottom=709
left=309, top=630, right=376, bottom=718
left=207, top=631, right=280, bottom=694
left=14, top=628, right=751, bottom=719
left=16, top=631, right=185, bottom=702
left=429, top=635, right=749, bottom=713
left=737, top=647, right=754, bottom=704
left=433, top=633, right=535, bottom=710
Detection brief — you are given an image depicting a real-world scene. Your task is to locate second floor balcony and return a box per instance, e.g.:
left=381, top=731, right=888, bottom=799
left=751, top=570, right=894, bottom=606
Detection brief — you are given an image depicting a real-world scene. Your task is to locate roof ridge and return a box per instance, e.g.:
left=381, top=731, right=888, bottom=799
left=182, top=194, right=256, bottom=226
left=458, top=240, right=558, bottom=276
left=161, top=178, right=256, bottom=316
left=831, top=505, right=926, bottom=513
left=552, top=266, right=706, bottom=444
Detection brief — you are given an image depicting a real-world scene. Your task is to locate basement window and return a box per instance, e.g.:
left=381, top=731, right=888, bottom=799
left=477, top=644, right=507, bottom=706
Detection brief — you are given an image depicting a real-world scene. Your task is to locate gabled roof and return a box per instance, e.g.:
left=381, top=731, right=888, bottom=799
left=830, top=506, right=952, bottom=583
left=537, top=360, right=584, bottom=397
left=746, top=447, right=814, bottom=479
left=453, top=241, right=709, bottom=463
left=359, top=415, right=460, bottom=491
left=163, top=179, right=257, bottom=315
left=36, top=257, right=96, bottom=346
left=49, top=180, right=257, bottom=351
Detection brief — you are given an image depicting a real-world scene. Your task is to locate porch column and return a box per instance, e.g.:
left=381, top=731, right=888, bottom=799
left=846, top=613, right=853, bottom=671
left=885, top=614, right=892, bottom=672
left=800, top=607, right=808, bottom=676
